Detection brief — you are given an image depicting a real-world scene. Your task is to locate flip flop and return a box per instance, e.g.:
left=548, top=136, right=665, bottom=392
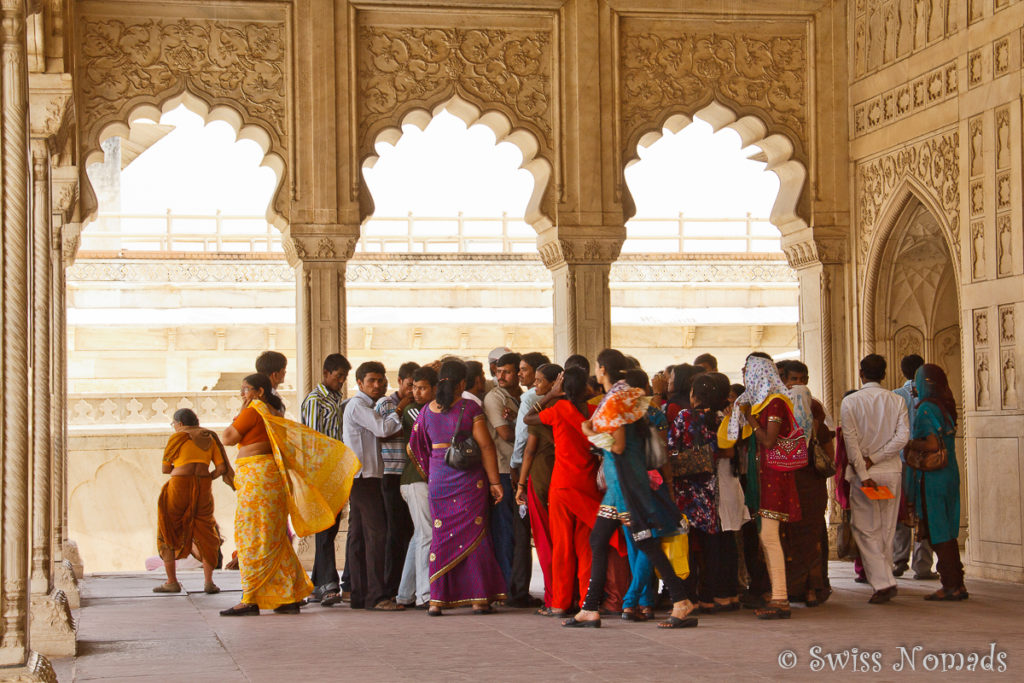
left=562, top=616, right=601, bottom=628
left=658, top=616, right=698, bottom=629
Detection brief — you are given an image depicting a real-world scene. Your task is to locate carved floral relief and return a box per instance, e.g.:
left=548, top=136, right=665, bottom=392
left=619, top=29, right=807, bottom=158
left=856, top=130, right=960, bottom=265
left=356, top=26, right=553, bottom=155
left=77, top=17, right=288, bottom=150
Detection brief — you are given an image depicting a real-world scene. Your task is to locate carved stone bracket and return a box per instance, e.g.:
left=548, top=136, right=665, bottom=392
left=52, top=560, right=79, bottom=610
left=783, top=237, right=849, bottom=270
left=286, top=229, right=359, bottom=265
left=0, top=651, right=57, bottom=682
left=28, top=590, right=76, bottom=658
left=538, top=234, right=625, bottom=270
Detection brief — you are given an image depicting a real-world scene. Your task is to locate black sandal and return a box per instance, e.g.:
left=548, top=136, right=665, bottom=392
left=562, top=616, right=601, bottom=628
left=220, top=603, right=259, bottom=617
left=658, top=615, right=698, bottom=629
left=621, top=608, right=649, bottom=622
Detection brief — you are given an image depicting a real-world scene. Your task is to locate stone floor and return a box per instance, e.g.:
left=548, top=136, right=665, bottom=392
left=50, top=562, right=1024, bottom=681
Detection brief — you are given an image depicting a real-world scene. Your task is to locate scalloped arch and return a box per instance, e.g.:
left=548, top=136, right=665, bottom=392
left=81, top=91, right=288, bottom=233
left=360, top=95, right=553, bottom=235
left=622, top=101, right=807, bottom=239
left=862, top=176, right=962, bottom=352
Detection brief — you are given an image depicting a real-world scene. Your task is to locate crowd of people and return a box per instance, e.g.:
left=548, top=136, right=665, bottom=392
left=152, top=345, right=967, bottom=626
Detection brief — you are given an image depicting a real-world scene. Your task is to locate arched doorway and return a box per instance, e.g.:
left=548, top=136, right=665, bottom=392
left=872, top=197, right=965, bottom=537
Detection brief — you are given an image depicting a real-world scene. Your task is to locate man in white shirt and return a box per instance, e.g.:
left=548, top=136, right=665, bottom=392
left=342, top=361, right=404, bottom=611
left=840, top=354, right=910, bottom=604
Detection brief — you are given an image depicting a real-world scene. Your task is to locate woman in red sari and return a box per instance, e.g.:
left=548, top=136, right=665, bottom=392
left=723, top=354, right=801, bottom=619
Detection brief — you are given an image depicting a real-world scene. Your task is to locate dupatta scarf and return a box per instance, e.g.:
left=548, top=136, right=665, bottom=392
left=723, top=356, right=796, bottom=444
left=251, top=400, right=362, bottom=537
left=591, top=380, right=651, bottom=432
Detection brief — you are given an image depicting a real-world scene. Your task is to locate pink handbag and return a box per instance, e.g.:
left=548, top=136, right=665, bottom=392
left=763, top=426, right=809, bottom=472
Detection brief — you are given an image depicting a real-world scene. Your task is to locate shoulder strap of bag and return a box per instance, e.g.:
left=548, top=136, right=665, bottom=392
left=449, top=400, right=467, bottom=443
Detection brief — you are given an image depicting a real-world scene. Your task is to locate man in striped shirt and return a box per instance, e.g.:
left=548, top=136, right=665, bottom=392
left=377, top=361, right=419, bottom=599
left=300, top=353, right=351, bottom=606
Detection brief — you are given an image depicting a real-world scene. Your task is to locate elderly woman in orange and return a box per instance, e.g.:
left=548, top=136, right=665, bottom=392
left=154, top=408, right=228, bottom=595
left=219, top=373, right=361, bottom=616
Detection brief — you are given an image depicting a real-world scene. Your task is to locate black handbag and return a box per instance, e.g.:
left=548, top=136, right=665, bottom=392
left=443, top=401, right=482, bottom=471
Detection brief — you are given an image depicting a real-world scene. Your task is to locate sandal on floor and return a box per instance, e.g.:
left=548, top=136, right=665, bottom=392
left=640, top=606, right=655, bottom=620
left=203, top=583, right=220, bottom=595
left=153, top=581, right=181, bottom=593
left=273, top=602, right=302, bottom=614
left=621, top=608, right=648, bottom=622
left=658, top=615, right=698, bottom=629
left=562, top=615, right=601, bottom=628
left=924, top=588, right=969, bottom=601
left=536, top=606, right=566, bottom=617
left=755, top=600, right=791, bottom=620
left=321, top=591, right=342, bottom=607
left=427, top=606, right=443, bottom=617
left=220, top=603, right=259, bottom=617
left=372, top=599, right=406, bottom=611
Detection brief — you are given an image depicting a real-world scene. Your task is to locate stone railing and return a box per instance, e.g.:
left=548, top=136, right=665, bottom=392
left=68, top=391, right=300, bottom=429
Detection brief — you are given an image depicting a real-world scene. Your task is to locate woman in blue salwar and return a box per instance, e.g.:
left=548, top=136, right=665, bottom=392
left=904, top=364, right=966, bottom=601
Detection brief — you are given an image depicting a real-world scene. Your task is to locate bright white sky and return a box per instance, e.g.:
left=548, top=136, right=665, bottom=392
left=105, top=106, right=277, bottom=215
left=91, top=106, right=781, bottom=250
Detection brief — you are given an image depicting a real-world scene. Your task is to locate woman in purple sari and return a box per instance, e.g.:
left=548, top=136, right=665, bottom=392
left=408, top=359, right=507, bottom=615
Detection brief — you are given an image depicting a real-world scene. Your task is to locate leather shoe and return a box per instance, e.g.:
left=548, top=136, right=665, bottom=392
left=273, top=602, right=302, bottom=614
left=868, top=586, right=898, bottom=604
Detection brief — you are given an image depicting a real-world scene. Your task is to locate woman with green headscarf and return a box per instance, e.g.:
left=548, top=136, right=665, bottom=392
left=904, top=364, right=966, bottom=601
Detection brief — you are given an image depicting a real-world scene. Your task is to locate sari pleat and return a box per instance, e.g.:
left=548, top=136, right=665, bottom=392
left=157, top=475, right=221, bottom=564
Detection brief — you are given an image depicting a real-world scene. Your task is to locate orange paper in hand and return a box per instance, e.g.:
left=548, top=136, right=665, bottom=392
left=860, top=485, right=895, bottom=500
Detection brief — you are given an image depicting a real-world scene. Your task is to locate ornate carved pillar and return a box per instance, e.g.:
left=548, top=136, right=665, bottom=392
left=782, top=234, right=849, bottom=418
left=25, top=142, right=75, bottom=656
left=29, top=140, right=51, bottom=596
left=288, top=230, right=358, bottom=397
left=0, top=1, right=56, bottom=678
left=539, top=230, right=623, bottom=364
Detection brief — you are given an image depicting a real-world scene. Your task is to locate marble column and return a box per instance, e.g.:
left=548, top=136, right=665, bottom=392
left=50, top=223, right=79, bottom=604
left=540, top=231, right=622, bottom=364
left=289, top=230, right=357, bottom=397
left=30, top=141, right=52, bottom=596
left=26, top=142, right=76, bottom=655
left=0, top=1, right=56, bottom=678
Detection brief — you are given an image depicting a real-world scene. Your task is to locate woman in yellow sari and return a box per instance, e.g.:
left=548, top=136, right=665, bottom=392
left=154, top=408, right=228, bottom=594
left=220, top=373, right=361, bottom=616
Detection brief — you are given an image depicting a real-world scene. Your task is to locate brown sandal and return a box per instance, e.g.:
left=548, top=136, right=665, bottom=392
left=755, top=599, right=791, bottom=620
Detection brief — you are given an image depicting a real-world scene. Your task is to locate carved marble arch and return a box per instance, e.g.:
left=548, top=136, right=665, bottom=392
left=621, top=102, right=807, bottom=239
left=360, top=95, right=554, bottom=234
left=864, top=180, right=961, bottom=355
left=79, top=91, right=288, bottom=235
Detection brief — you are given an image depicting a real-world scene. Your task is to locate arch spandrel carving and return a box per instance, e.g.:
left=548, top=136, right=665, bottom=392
left=74, top=6, right=291, bottom=223
left=617, top=16, right=811, bottom=225
left=353, top=11, right=557, bottom=224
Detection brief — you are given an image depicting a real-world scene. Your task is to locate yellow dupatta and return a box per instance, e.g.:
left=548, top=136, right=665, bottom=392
left=718, top=392, right=794, bottom=448
left=251, top=400, right=362, bottom=537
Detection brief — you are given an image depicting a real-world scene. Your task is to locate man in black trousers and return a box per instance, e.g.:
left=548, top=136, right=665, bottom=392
left=300, top=353, right=351, bottom=606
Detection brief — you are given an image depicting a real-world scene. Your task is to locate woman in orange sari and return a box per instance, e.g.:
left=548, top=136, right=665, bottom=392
left=220, top=373, right=361, bottom=616
left=154, top=408, right=228, bottom=594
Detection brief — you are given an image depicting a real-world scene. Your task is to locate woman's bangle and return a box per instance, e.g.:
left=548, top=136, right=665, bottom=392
left=489, top=481, right=501, bottom=487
